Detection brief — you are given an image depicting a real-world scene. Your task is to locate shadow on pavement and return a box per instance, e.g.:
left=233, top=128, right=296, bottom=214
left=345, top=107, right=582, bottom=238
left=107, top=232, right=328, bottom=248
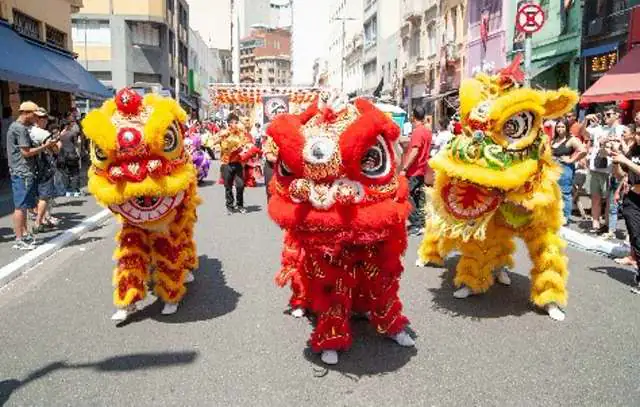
left=302, top=318, right=417, bottom=378
left=0, top=227, right=13, bottom=243
left=591, top=265, right=637, bottom=287
left=155, top=255, right=241, bottom=324
left=117, top=255, right=241, bottom=327
left=198, top=179, right=216, bottom=187
left=0, top=351, right=197, bottom=406
left=427, top=254, right=533, bottom=319
left=243, top=204, right=262, bottom=213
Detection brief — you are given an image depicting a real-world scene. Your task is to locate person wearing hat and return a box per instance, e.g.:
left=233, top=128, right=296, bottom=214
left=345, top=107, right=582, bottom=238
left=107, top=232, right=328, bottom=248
left=30, top=107, right=61, bottom=232
left=6, top=101, right=56, bottom=250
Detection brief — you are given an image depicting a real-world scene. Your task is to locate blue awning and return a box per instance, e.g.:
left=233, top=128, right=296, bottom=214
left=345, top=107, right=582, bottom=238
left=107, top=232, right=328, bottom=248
left=582, top=42, right=619, bottom=57
left=29, top=41, right=112, bottom=100
left=0, top=21, right=77, bottom=93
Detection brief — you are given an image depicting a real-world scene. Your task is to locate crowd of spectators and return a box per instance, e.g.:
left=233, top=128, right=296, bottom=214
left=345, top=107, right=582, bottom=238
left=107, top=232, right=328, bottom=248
left=4, top=101, right=86, bottom=250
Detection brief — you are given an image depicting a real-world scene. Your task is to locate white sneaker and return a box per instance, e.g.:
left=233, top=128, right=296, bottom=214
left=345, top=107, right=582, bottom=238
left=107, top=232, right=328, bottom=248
left=291, top=308, right=305, bottom=318
left=391, top=330, right=415, bottom=347
left=415, top=259, right=426, bottom=267
left=184, top=271, right=195, bottom=283
left=321, top=350, right=339, bottom=365
left=12, top=239, right=36, bottom=251
left=453, top=286, right=473, bottom=298
left=161, top=302, right=179, bottom=315
left=496, top=269, right=511, bottom=286
left=546, top=304, right=565, bottom=321
left=111, top=304, right=136, bottom=321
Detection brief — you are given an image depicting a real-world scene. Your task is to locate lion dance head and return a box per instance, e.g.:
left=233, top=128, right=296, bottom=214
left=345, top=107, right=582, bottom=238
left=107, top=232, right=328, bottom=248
left=82, top=88, right=197, bottom=231
left=266, top=97, right=411, bottom=248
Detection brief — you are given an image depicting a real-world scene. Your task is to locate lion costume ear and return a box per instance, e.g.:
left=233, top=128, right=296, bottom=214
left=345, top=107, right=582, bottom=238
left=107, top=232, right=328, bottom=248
left=541, top=88, right=579, bottom=119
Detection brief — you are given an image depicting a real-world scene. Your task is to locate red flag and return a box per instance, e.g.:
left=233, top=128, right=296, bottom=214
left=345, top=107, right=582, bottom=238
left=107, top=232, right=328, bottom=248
left=480, top=11, right=489, bottom=46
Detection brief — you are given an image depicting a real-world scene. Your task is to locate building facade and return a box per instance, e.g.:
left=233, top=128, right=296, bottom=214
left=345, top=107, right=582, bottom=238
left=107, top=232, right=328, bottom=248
left=239, top=26, right=292, bottom=86
left=326, top=0, right=363, bottom=92
left=506, top=0, right=581, bottom=90
left=72, top=0, right=193, bottom=110
left=270, top=0, right=292, bottom=28
left=0, top=0, right=110, bottom=174
left=466, top=0, right=506, bottom=77
left=236, top=0, right=271, bottom=38
left=581, top=0, right=637, bottom=93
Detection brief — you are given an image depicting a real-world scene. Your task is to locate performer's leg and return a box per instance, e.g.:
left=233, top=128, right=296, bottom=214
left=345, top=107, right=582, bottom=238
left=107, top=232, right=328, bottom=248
left=453, top=222, right=513, bottom=298
left=521, top=226, right=568, bottom=321
left=150, top=233, right=189, bottom=314
left=417, top=218, right=447, bottom=267
left=221, top=164, right=235, bottom=211
left=359, top=240, right=412, bottom=346
left=307, top=256, right=355, bottom=363
left=111, top=226, right=150, bottom=320
left=233, top=163, right=246, bottom=209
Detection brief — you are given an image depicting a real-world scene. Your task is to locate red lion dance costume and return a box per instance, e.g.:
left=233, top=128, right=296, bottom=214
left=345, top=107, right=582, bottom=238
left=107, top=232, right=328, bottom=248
left=267, top=94, right=415, bottom=365
left=83, top=88, right=200, bottom=321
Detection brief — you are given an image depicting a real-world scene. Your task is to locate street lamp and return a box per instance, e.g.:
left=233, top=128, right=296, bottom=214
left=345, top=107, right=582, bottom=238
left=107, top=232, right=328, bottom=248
left=332, top=16, right=356, bottom=92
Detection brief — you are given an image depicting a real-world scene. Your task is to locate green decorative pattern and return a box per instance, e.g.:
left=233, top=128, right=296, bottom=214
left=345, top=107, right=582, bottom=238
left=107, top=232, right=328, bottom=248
left=445, top=131, right=544, bottom=169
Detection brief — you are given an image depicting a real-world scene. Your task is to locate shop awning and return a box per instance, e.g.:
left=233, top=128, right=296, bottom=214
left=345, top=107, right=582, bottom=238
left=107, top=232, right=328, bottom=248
left=31, top=41, right=112, bottom=100
left=0, top=21, right=77, bottom=93
left=581, top=46, right=640, bottom=104
left=530, top=53, right=573, bottom=79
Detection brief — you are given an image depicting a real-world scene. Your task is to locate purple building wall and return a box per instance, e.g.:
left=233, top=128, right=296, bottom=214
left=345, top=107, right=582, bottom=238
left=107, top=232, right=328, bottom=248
left=465, top=0, right=507, bottom=77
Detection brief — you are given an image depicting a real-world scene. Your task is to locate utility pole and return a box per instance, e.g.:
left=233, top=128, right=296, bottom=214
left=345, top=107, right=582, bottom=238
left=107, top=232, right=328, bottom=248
left=332, top=16, right=356, bottom=92
left=174, top=0, right=180, bottom=101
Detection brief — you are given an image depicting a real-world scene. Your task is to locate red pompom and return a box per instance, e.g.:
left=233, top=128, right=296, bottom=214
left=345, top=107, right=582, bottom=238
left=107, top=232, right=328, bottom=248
left=453, top=122, right=462, bottom=135
left=618, top=100, right=631, bottom=110
left=115, top=88, right=143, bottom=116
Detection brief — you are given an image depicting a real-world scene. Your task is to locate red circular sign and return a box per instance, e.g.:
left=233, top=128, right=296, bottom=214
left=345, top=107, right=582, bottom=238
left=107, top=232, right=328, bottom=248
left=516, top=3, right=545, bottom=34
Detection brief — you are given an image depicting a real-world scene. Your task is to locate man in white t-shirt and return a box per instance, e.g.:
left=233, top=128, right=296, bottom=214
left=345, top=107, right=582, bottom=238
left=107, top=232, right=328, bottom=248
left=587, top=106, right=624, bottom=233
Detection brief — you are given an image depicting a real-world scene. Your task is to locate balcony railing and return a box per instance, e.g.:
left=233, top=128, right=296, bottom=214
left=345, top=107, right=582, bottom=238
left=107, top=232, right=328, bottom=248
left=585, top=8, right=630, bottom=38
left=402, top=0, right=422, bottom=23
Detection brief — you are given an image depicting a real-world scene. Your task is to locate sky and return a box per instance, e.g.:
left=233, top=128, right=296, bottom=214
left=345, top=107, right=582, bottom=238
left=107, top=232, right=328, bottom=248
left=291, top=0, right=331, bottom=85
left=188, top=0, right=232, bottom=49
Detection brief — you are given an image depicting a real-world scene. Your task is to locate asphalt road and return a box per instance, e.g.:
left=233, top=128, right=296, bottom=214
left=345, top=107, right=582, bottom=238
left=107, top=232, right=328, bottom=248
left=1, top=176, right=639, bottom=407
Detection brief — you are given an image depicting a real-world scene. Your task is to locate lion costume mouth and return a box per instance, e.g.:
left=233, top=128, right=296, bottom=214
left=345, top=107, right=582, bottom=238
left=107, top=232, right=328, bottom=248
left=109, top=191, right=185, bottom=224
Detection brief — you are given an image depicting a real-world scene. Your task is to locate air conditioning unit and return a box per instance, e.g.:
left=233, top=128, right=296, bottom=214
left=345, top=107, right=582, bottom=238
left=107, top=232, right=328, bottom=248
left=587, top=17, right=603, bottom=36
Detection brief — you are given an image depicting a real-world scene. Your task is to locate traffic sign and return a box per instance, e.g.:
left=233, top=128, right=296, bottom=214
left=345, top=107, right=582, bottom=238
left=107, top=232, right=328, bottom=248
left=516, top=3, right=545, bottom=34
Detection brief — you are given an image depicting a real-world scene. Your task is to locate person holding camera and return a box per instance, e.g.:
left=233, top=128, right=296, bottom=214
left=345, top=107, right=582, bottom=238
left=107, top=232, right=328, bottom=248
left=611, top=127, right=640, bottom=292
left=587, top=106, right=625, bottom=234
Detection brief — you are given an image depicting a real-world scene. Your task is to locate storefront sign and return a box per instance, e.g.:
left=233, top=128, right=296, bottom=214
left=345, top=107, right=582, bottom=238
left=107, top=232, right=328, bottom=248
left=262, top=95, right=289, bottom=124
left=586, top=50, right=618, bottom=84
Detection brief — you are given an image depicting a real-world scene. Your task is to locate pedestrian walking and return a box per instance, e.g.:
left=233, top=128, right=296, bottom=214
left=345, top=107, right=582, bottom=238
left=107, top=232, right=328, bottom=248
left=399, top=106, right=432, bottom=236
left=551, top=119, right=586, bottom=225
left=7, top=101, right=56, bottom=250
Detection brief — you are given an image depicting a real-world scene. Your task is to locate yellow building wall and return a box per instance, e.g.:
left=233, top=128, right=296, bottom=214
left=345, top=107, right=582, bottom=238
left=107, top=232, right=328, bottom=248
left=5, top=0, right=75, bottom=49
left=77, top=0, right=110, bottom=14
left=112, top=0, right=164, bottom=18
left=74, top=45, right=111, bottom=61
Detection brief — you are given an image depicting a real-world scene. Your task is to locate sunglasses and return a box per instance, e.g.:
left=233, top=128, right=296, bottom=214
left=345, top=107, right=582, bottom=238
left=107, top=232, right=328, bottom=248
left=605, top=112, right=616, bottom=117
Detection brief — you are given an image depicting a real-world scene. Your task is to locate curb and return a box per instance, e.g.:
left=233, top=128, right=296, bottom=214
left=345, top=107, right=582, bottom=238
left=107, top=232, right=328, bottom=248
left=0, top=209, right=111, bottom=288
left=560, top=226, right=630, bottom=258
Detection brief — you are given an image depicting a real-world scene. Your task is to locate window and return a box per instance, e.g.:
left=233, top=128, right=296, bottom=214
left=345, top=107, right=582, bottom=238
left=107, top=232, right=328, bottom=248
left=131, top=22, right=160, bottom=47
left=46, top=25, right=67, bottom=48
left=364, top=16, right=377, bottom=46
left=363, top=60, right=376, bottom=78
left=72, top=20, right=111, bottom=45
left=13, top=10, right=41, bottom=41
left=448, top=8, right=457, bottom=43
left=427, top=23, right=436, bottom=56
left=134, top=73, right=161, bottom=83
left=91, top=71, right=112, bottom=81
left=409, top=28, right=420, bottom=57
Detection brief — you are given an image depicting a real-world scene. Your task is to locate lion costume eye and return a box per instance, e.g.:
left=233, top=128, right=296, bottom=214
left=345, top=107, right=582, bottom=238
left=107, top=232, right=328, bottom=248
left=93, top=144, right=107, bottom=161
left=279, top=160, right=293, bottom=177
left=503, top=111, right=534, bottom=142
left=361, top=136, right=391, bottom=178
left=164, top=122, right=180, bottom=153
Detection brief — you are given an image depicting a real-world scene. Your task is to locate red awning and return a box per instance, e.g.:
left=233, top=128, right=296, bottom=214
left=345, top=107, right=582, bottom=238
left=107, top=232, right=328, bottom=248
left=581, top=46, right=640, bottom=103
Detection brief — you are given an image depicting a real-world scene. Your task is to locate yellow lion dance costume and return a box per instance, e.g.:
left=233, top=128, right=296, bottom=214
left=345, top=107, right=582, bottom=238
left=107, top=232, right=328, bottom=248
left=417, top=57, right=577, bottom=321
left=83, top=88, right=201, bottom=321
